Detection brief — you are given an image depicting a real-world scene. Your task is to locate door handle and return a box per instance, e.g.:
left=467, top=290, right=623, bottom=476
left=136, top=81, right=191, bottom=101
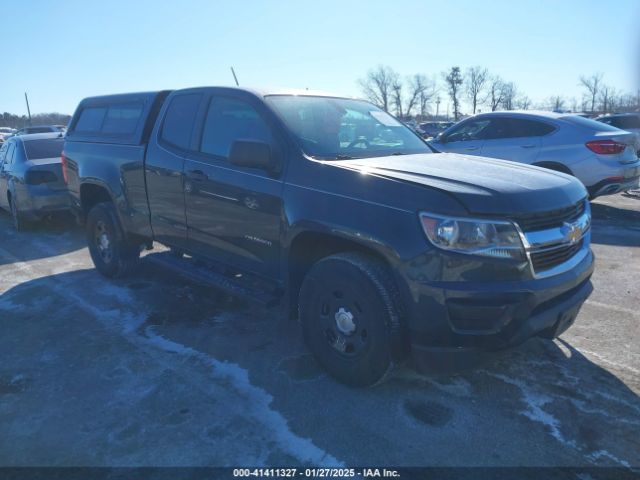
left=520, top=144, right=536, bottom=148
left=465, top=146, right=479, bottom=151
left=188, top=169, right=208, bottom=181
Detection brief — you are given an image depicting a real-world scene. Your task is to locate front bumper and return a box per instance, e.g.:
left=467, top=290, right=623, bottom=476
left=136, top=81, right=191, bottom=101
left=404, top=247, right=594, bottom=368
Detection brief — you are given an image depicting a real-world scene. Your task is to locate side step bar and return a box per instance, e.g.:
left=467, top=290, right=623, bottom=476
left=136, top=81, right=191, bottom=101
left=146, top=251, right=282, bottom=307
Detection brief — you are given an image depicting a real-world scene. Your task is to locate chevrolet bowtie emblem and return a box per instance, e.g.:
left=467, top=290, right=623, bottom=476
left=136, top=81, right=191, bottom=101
left=563, top=222, right=582, bottom=245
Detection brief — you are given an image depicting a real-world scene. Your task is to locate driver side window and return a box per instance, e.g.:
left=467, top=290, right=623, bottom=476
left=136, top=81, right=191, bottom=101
left=445, top=119, right=492, bottom=143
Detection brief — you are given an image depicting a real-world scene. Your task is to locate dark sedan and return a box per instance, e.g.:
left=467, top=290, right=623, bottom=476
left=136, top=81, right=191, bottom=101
left=0, top=133, right=69, bottom=230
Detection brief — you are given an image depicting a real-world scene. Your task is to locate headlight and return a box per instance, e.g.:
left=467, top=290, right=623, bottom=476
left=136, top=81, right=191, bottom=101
left=419, top=213, right=525, bottom=260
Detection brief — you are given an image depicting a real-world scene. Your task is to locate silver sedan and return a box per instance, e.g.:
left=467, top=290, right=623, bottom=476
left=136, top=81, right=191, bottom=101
left=429, top=111, right=640, bottom=198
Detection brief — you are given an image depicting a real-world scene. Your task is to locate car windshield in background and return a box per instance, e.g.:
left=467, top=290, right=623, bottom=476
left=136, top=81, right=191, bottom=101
left=23, top=138, right=64, bottom=160
left=562, top=115, right=622, bottom=132
left=265, top=95, right=431, bottom=159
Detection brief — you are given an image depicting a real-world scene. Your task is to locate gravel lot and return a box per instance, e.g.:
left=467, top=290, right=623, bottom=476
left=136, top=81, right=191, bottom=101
left=0, top=193, right=638, bottom=472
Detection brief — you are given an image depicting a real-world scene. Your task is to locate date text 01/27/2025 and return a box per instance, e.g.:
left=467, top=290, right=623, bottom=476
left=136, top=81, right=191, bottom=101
left=232, top=468, right=401, bottom=478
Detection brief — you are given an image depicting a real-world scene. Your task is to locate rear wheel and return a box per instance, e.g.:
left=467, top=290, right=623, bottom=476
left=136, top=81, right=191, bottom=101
left=298, top=252, right=405, bottom=387
left=86, top=202, right=140, bottom=278
left=9, top=194, right=29, bottom=232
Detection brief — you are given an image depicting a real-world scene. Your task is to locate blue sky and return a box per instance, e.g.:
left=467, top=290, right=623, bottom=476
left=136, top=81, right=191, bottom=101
left=1, top=0, right=638, bottom=115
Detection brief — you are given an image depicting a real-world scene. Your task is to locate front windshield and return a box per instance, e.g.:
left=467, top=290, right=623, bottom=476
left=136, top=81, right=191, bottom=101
left=266, top=95, right=431, bottom=159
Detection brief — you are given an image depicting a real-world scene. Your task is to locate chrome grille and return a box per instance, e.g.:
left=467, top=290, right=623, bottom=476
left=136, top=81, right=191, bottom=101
left=513, top=200, right=586, bottom=233
left=530, top=240, right=584, bottom=274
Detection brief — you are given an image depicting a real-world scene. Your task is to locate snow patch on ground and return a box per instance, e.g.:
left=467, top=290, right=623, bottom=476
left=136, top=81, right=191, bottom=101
left=143, top=325, right=343, bottom=466
left=486, top=372, right=577, bottom=449
left=587, top=450, right=631, bottom=468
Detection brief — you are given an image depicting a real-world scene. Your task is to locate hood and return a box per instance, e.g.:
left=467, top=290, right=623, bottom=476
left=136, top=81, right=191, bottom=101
left=330, top=153, right=587, bottom=215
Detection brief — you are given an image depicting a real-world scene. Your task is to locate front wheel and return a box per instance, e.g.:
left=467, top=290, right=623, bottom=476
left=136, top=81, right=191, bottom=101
left=298, top=252, right=405, bottom=387
left=86, top=202, right=140, bottom=278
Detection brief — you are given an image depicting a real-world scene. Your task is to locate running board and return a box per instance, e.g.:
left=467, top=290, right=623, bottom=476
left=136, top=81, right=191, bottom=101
left=146, top=251, right=282, bottom=307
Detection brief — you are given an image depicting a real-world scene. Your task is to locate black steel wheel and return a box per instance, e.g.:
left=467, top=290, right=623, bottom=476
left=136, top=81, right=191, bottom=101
left=86, top=202, right=140, bottom=278
left=299, top=252, right=405, bottom=387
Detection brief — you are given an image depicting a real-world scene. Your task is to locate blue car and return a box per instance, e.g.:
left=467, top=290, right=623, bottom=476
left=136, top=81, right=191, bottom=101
left=0, top=132, right=69, bottom=231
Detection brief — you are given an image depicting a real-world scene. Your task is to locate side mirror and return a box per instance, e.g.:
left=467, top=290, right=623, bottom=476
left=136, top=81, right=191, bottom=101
left=436, top=132, right=447, bottom=144
left=229, top=140, right=278, bottom=172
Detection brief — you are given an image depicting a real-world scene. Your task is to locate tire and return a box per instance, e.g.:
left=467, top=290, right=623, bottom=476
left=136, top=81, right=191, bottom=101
left=86, top=202, right=140, bottom=278
left=298, top=252, right=405, bottom=387
left=9, top=194, right=29, bottom=232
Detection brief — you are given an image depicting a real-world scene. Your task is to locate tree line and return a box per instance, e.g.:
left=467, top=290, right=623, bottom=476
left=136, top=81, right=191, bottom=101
left=358, top=65, right=639, bottom=120
left=0, top=112, right=71, bottom=129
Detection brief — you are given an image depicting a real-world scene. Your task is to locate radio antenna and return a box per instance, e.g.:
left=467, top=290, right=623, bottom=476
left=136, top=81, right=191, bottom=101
left=230, top=67, right=240, bottom=86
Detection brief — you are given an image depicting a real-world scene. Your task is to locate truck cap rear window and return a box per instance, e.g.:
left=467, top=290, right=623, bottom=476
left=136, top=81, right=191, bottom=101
left=74, top=103, right=143, bottom=136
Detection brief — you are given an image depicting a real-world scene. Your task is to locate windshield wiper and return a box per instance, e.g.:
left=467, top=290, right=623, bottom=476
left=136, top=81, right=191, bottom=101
left=390, top=152, right=406, bottom=156
left=310, top=154, right=358, bottom=160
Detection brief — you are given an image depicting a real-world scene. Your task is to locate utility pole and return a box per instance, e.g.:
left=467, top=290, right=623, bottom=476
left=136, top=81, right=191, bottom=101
left=435, top=96, right=441, bottom=119
left=230, top=67, right=239, bottom=87
left=24, top=92, right=32, bottom=125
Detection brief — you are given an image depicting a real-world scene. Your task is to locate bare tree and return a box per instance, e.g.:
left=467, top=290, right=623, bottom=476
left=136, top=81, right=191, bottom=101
left=403, top=74, right=424, bottom=117
left=465, top=66, right=489, bottom=114
left=548, top=95, right=566, bottom=111
left=599, top=85, right=618, bottom=113
left=579, top=73, right=603, bottom=113
left=357, top=65, right=399, bottom=112
left=443, top=66, right=464, bottom=120
left=501, top=82, right=517, bottom=110
left=391, top=78, right=404, bottom=118
left=418, top=77, right=438, bottom=117
left=488, top=76, right=504, bottom=111
left=517, top=96, right=531, bottom=110
left=569, top=97, right=579, bottom=112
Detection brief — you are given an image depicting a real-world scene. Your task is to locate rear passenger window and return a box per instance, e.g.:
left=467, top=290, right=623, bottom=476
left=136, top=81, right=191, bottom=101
left=160, top=94, right=202, bottom=150
left=509, top=119, right=555, bottom=137
left=75, top=107, right=107, bottom=133
left=102, top=103, right=143, bottom=135
left=200, top=97, right=273, bottom=158
left=485, top=118, right=554, bottom=139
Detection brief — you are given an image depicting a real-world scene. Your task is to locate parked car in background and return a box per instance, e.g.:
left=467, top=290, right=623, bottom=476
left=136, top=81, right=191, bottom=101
left=429, top=111, right=640, bottom=198
left=0, top=132, right=68, bottom=230
left=595, top=113, right=640, bottom=150
left=595, top=113, right=640, bottom=133
left=0, top=127, right=16, bottom=144
left=419, top=121, right=454, bottom=139
left=13, top=125, right=66, bottom=136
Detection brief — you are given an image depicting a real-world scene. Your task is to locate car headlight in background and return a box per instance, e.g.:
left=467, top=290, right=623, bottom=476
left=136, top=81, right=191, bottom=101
left=419, top=213, right=525, bottom=260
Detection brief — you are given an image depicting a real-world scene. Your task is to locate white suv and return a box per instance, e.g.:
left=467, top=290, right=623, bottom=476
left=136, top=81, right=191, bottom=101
left=430, top=111, right=640, bottom=198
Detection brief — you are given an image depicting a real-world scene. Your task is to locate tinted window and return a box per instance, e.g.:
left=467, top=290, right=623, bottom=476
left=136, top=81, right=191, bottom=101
left=23, top=138, right=64, bottom=160
left=201, top=97, right=273, bottom=158
left=445, top=119, right=492, bottom=142
left=75, top=107, right=107, bottom=133
left=160, top=94, right=202, bottom=150
left=611, top=116, right=640, bottom=129
left=25, top=127, right=53, bottom=134
left=4, top=144, right=16, bottom=165
left=0, top=143, right=8, bottom=167
left=484, top=118, right=555, bottom=139
left=102, top=103, right=144, bottom=135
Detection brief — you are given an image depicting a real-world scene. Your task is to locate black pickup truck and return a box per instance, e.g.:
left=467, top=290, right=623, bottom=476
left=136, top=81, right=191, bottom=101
left=63, top=87, right=594, bottom=386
